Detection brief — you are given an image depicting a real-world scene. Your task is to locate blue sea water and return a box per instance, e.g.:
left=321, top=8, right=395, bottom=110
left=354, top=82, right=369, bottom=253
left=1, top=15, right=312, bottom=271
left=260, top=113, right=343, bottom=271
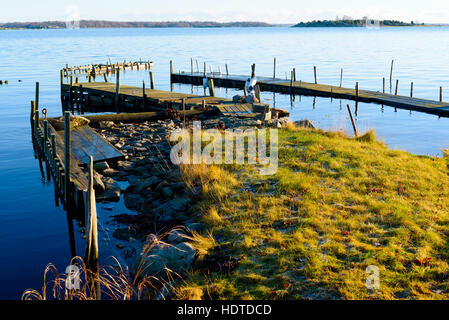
left=0, top=26, right=448, bottom=299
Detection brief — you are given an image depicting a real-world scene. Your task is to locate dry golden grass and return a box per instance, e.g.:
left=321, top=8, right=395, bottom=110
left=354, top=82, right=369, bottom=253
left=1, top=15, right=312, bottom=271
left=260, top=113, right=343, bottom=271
left=176, top=126, right=449, bottom=300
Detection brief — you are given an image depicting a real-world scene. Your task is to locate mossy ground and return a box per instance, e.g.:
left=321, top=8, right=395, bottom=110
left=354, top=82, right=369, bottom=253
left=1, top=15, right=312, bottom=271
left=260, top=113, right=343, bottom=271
left=178, top=126, right=449, bottom=300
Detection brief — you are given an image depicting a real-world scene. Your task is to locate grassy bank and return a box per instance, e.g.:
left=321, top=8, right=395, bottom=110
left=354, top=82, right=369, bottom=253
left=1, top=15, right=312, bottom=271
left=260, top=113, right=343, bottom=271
left=177, top=126, right=449, bottom=300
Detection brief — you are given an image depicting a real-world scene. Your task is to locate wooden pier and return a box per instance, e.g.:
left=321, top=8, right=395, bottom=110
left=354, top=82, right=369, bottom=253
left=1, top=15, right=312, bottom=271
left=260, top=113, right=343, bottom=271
left=171, top=71, right=449, bottom=117
left=61, top=79, right=271, bottom=118
left=62, top=60, right=153, bottom=79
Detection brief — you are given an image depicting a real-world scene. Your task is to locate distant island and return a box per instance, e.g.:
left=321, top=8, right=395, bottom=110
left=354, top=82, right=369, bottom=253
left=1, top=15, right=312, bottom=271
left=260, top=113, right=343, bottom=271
left=0, top=20, right=273, bottom=30
left=293, top=19, right=425, bottom=27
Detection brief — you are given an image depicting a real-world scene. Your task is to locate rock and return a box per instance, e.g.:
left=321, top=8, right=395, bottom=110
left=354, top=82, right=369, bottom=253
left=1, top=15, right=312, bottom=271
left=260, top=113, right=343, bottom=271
left=113, top=227, right=132, bottom=241
left=271, top=108, right=290, bottom=118
left=98, top=121, right=115, bottom=129
left=124, top=193, right=145, bottom=211
left=135, top=176, right=160, bottom=194
left=97, top=187, right=121, bottom=202
left=167, top=230, right=188, bottom=244
left=160, top=186, right=174, bottom=199
left=70, top=116, right=90, bottom=129
left=232, top=95, right=245, bottom=103
left=93, top=172, right=105, bottom=193
left=94, top=161, right=109, bottom=172
left=157, top=197, right=190, bottom=214
left=186, top=223, right=207, bottom=233
left=154, top=181, right=169, bottom=193
left=294, top=119, right=315, bottom=129
left=117, top=160, right=134, bottom=171
left=102, top=168, right=119, bottom=176
left=134, top=242, right=195, bottom=279
left=102, top=176, right=117, bottom=190
left=244, top=95, right=259, bottom=104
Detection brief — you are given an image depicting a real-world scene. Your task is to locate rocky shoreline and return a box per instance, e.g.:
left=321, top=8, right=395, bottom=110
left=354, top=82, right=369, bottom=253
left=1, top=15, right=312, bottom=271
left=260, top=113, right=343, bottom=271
left=88, top=114, right=312, bottom=296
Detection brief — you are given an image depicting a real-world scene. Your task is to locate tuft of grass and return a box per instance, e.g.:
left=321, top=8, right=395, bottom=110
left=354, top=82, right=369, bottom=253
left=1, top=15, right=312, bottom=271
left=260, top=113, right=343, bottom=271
left=356, top=130, right=377, bottom=143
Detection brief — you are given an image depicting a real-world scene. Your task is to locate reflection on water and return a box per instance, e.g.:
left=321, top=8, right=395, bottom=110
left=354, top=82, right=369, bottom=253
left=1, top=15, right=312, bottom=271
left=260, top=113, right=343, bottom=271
left=1, top=27, right=449, bottom=298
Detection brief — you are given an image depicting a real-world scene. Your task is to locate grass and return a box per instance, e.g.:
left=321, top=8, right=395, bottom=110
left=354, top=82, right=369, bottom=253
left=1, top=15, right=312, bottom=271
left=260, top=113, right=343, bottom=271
left=176, top=125, right=449, bottom=300
left=22, top=231, right=183, bottom=300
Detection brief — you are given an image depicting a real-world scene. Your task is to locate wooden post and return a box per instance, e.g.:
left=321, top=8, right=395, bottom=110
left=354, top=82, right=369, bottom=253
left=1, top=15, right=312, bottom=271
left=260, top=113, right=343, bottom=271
left=196, top=60, right=199, bottom=73
left=208, top=79, right=215, bottom=97
left=383, top=77, right=385, bottom=94
left=43, top=120, right=48, bottom=143
left=170, top=60, right=173, bottom=75
left=273, top=57, right=276, bottom=80
left=142, top=80, right=146, bottom=110
left=355, top=82, right=359, bottom=100
left=290, top=71, right=294, bottom=94
left=293, top=68, right=297, bottom=82
left=347, top=104, right=358, bottom=137
left=35, top=82, right=40, bottom=110
left=410, top=82, right=414, bottom=98
left=251, top=64, right=256, bottom=78
left=395, top=80, right=399, bottom=96
left=150, top=71, right=155, bottom=90
left=340, top=68, right=343, bottom=88
left=440, top=87, right=443, bottom=102
left=115, top=70, right=121, bottom=113
left=191, top=58, right=194, bottom=74
left=60, top=70, right=65, bottom=85
left=202, top=99, right=206, bottom=111
left=226, top=64, right=229, bottom=76
left=51, top=134, right=56, bottom=160
left=182, top=98, right=186, bottom=128
left=85, top=155, right=99, bottom=267
left=203, top=62, right=206, bottom=76
left=30, top=101, right=36, bottom=125
left=314, top=66, right=317, bottom=84
left=64, top=112, right=71, bottom=203
left=255, top=85, right=261, bottom=102
left=390, top=60, right=394, bottom=88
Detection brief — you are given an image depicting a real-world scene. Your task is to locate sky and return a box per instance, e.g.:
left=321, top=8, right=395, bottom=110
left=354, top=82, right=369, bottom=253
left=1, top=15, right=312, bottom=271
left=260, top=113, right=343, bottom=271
left=1, top=0, right=449, bottom=24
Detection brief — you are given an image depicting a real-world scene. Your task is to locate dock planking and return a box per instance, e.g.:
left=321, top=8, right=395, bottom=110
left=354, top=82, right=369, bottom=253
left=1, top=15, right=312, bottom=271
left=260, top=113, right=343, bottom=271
left=61, top=82, right=264, bottom=117
left=171, top=72, right=449, bottom=117
left=46, top=121, right=124, bottom=193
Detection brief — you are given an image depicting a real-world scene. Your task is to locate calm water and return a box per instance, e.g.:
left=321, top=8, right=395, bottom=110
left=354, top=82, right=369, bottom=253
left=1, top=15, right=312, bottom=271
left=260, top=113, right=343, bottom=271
left=1, top=27, right=449, bottom=299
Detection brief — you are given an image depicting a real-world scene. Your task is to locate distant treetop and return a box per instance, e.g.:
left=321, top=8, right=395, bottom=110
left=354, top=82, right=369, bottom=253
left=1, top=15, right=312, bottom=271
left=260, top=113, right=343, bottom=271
left=293, top=19, right=424, bottom=27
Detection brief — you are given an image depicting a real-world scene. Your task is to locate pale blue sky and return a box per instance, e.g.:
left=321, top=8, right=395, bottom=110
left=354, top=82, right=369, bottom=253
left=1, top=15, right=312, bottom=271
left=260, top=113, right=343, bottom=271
left=1, top=0, right=449, bottom=24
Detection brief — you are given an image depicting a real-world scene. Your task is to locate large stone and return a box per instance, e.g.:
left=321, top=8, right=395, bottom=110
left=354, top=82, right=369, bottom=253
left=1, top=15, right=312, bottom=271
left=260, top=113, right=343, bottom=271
left=167, top=230, right=188, bottom=244
left=124, top=193, right=145, bottom=211
left=97, top=187, right=121, bottom=202
left=294, top=119, right=315, bottom=129
left=102, top=168, right=119, bottom=177
left=160, top=186, right=174, bottom=199
left=133, top=242, right=195, bottom=279
left=135, top=176, right=160, bottom=194
left=93, top=161, right=110, bottom=172
left=93, top=172, right=105, bottom=193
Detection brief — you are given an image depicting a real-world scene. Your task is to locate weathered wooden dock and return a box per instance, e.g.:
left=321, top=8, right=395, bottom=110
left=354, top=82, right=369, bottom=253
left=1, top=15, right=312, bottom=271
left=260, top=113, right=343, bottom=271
left=62, top=60, right=153, bottom=79
left=60, top=78, right=271, bottom=118
left=171, top=70, right=449, bottom=117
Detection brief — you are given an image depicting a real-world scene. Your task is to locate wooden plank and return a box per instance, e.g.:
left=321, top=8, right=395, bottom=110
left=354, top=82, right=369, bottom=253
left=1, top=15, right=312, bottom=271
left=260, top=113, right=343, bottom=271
left=65, top=126, right=124, bottom=165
